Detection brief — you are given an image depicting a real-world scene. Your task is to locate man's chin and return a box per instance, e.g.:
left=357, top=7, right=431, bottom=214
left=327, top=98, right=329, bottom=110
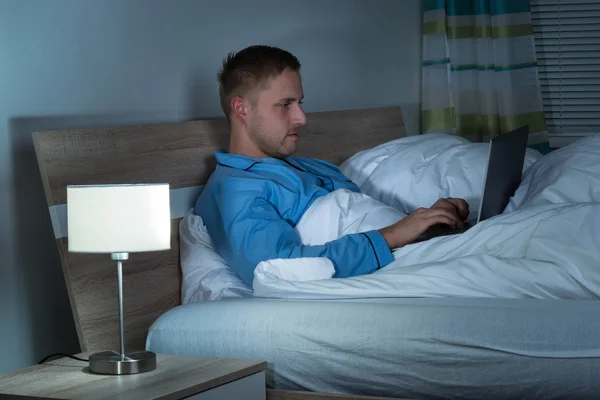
left=280, top=145, right=297, bottom=158
left=266, top=145, right=296, bottom=159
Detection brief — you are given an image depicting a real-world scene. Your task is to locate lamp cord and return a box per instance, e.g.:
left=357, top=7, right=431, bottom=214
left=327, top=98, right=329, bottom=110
left=38, top=353, right=89, bottom=364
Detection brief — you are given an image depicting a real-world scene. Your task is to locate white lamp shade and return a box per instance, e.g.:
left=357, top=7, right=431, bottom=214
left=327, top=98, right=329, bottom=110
left=67, top=184, right=171, bottom=254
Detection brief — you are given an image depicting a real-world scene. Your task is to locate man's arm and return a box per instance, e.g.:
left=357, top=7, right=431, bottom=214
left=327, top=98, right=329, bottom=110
left=203, top=189, right=394, bottom=287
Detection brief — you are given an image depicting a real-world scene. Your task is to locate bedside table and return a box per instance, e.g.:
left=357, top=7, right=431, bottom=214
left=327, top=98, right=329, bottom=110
left=0, top=351, right=266, bottom=400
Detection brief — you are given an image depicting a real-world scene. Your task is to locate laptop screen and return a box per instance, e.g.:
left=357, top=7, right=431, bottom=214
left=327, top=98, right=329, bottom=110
left=477, top=126, right=530, bottom=223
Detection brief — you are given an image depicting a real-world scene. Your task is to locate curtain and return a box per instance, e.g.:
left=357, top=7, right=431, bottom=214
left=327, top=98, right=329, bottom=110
left=421, top=0, right=550, bottom=152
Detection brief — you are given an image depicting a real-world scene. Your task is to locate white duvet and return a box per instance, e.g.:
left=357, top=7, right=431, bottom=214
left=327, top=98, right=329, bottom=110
left=253, top=192, right=600, bottom=299
left=252, top=134, right=600, bottom=301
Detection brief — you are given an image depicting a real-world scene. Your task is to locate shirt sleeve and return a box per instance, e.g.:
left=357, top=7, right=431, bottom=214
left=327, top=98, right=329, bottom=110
left=203, top=186, right=394, bottom=288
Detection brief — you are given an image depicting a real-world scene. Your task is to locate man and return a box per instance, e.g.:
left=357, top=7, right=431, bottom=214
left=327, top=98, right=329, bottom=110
left=196, top=45, right=468, bottom=287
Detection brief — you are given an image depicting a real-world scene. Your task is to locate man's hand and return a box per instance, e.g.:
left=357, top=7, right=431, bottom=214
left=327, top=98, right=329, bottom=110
left=431, top=197, right=469, bottom=222
left=379, top=206, right=463, bottom=249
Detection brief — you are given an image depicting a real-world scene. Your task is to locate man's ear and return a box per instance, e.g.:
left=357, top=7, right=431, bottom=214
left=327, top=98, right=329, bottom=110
left=231, top=97, right=248, bottom=125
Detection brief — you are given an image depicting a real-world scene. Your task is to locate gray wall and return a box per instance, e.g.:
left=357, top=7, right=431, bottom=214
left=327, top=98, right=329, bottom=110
left=0, top=0, right=422, bottom=373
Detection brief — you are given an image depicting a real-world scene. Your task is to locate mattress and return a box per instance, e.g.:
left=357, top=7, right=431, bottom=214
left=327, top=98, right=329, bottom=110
left=146, top=297, right=600, bottom=399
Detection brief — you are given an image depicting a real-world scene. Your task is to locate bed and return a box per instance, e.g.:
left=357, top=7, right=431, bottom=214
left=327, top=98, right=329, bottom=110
left=32, top=106, right=600, bottom=400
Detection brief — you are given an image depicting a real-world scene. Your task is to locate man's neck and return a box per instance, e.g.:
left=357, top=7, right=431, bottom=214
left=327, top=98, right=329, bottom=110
left=228, top=125, right=272, bottom=159
left=229, top=137, right=267, bottom=159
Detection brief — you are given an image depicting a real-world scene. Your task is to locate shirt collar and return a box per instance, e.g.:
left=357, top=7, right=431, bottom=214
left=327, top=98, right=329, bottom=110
left=214, top=151, right=286, bottom=170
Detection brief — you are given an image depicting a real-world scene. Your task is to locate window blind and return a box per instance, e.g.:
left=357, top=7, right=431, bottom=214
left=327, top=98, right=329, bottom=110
left=530, top=0, right=600, bottom=147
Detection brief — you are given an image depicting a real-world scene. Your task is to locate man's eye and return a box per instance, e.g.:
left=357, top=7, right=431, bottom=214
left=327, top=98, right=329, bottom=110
left=282, top=103, right=291, bottom=109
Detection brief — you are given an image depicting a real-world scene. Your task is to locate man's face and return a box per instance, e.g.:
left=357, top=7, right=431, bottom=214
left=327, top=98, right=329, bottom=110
left=246, top=69, right=306, bottom=158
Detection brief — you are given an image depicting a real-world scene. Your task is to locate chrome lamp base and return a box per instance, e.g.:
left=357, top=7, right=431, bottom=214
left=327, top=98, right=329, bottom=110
left=89, top=350, right=157, bottom=375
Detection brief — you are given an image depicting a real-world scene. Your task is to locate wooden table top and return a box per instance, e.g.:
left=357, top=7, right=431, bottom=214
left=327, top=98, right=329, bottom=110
left=0, top=352, right=266, bottom=400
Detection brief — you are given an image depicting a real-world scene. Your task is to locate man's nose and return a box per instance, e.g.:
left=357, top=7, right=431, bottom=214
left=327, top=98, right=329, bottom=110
left=293, top=104, right=307, bottom=126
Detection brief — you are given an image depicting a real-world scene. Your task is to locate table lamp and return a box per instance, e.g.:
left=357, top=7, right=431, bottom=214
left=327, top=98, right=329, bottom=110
left=67, top=183, right=171, bottom=375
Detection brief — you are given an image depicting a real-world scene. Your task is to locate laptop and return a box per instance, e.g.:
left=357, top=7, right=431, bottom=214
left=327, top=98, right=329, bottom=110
left=415, top=125, right=530, bottom=242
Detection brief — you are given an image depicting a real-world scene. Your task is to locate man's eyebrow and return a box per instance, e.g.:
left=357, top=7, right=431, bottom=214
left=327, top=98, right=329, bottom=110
left=278, top=96, right=304, bottom=102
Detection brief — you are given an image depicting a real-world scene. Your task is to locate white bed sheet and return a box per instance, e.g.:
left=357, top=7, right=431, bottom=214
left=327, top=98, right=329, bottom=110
left=253, top=134, right=600, bottom=300
left=146, top=297, right=600, bottom=400
left=254, top=195, right=600, bottom=301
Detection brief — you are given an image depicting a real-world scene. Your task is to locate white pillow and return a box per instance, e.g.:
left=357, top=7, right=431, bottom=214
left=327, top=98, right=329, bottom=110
left=179, top=209, right=252, bottom=303
left=505, top=134, right=600, bottom=212
left=341, top=133, right=542, bottom=221
left=341, top=133, right=470, bottom=189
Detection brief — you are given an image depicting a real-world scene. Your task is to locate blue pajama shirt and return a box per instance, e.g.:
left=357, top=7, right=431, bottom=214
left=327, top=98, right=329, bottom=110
left=195, top=151, right=394, bottom=287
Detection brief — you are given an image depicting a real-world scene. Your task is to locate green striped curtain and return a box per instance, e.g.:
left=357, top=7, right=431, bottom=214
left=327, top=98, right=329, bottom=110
left=422, top=0, right=549, bottom=151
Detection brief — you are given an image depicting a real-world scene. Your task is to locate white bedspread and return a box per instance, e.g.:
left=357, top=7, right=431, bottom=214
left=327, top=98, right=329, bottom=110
left=253, top=190, right=600, bottom=300
left=253, top=134, right=600, bottom=301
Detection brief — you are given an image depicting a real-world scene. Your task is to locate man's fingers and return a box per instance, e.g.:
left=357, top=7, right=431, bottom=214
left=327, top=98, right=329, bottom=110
left=446, top=198, right=469, bottom=219
left=432, top=198, right=467, bottom=220
left=422, top=208, right=462, bottom=226
left=429, top=215, right=458, bottom=228
left=433, top=207, right=462, bottom=223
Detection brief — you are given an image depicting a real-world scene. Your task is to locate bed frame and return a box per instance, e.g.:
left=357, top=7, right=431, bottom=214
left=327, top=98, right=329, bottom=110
left=32, top=106, right=407, bottom=400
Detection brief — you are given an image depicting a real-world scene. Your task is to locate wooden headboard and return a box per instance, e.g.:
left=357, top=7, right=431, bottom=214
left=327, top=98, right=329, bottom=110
left=32, top=106, right=406, bottom=352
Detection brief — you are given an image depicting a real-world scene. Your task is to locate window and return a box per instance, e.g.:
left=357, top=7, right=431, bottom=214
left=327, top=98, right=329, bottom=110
left=530, top=0, right=600, bottom=147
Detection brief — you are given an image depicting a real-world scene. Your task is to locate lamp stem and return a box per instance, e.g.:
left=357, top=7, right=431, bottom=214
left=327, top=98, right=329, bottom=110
left=90, top=251, right=157, bottom=376
left=112, top=252, right=129, bottom=359
left=117, top=260, right=125, bottom=359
